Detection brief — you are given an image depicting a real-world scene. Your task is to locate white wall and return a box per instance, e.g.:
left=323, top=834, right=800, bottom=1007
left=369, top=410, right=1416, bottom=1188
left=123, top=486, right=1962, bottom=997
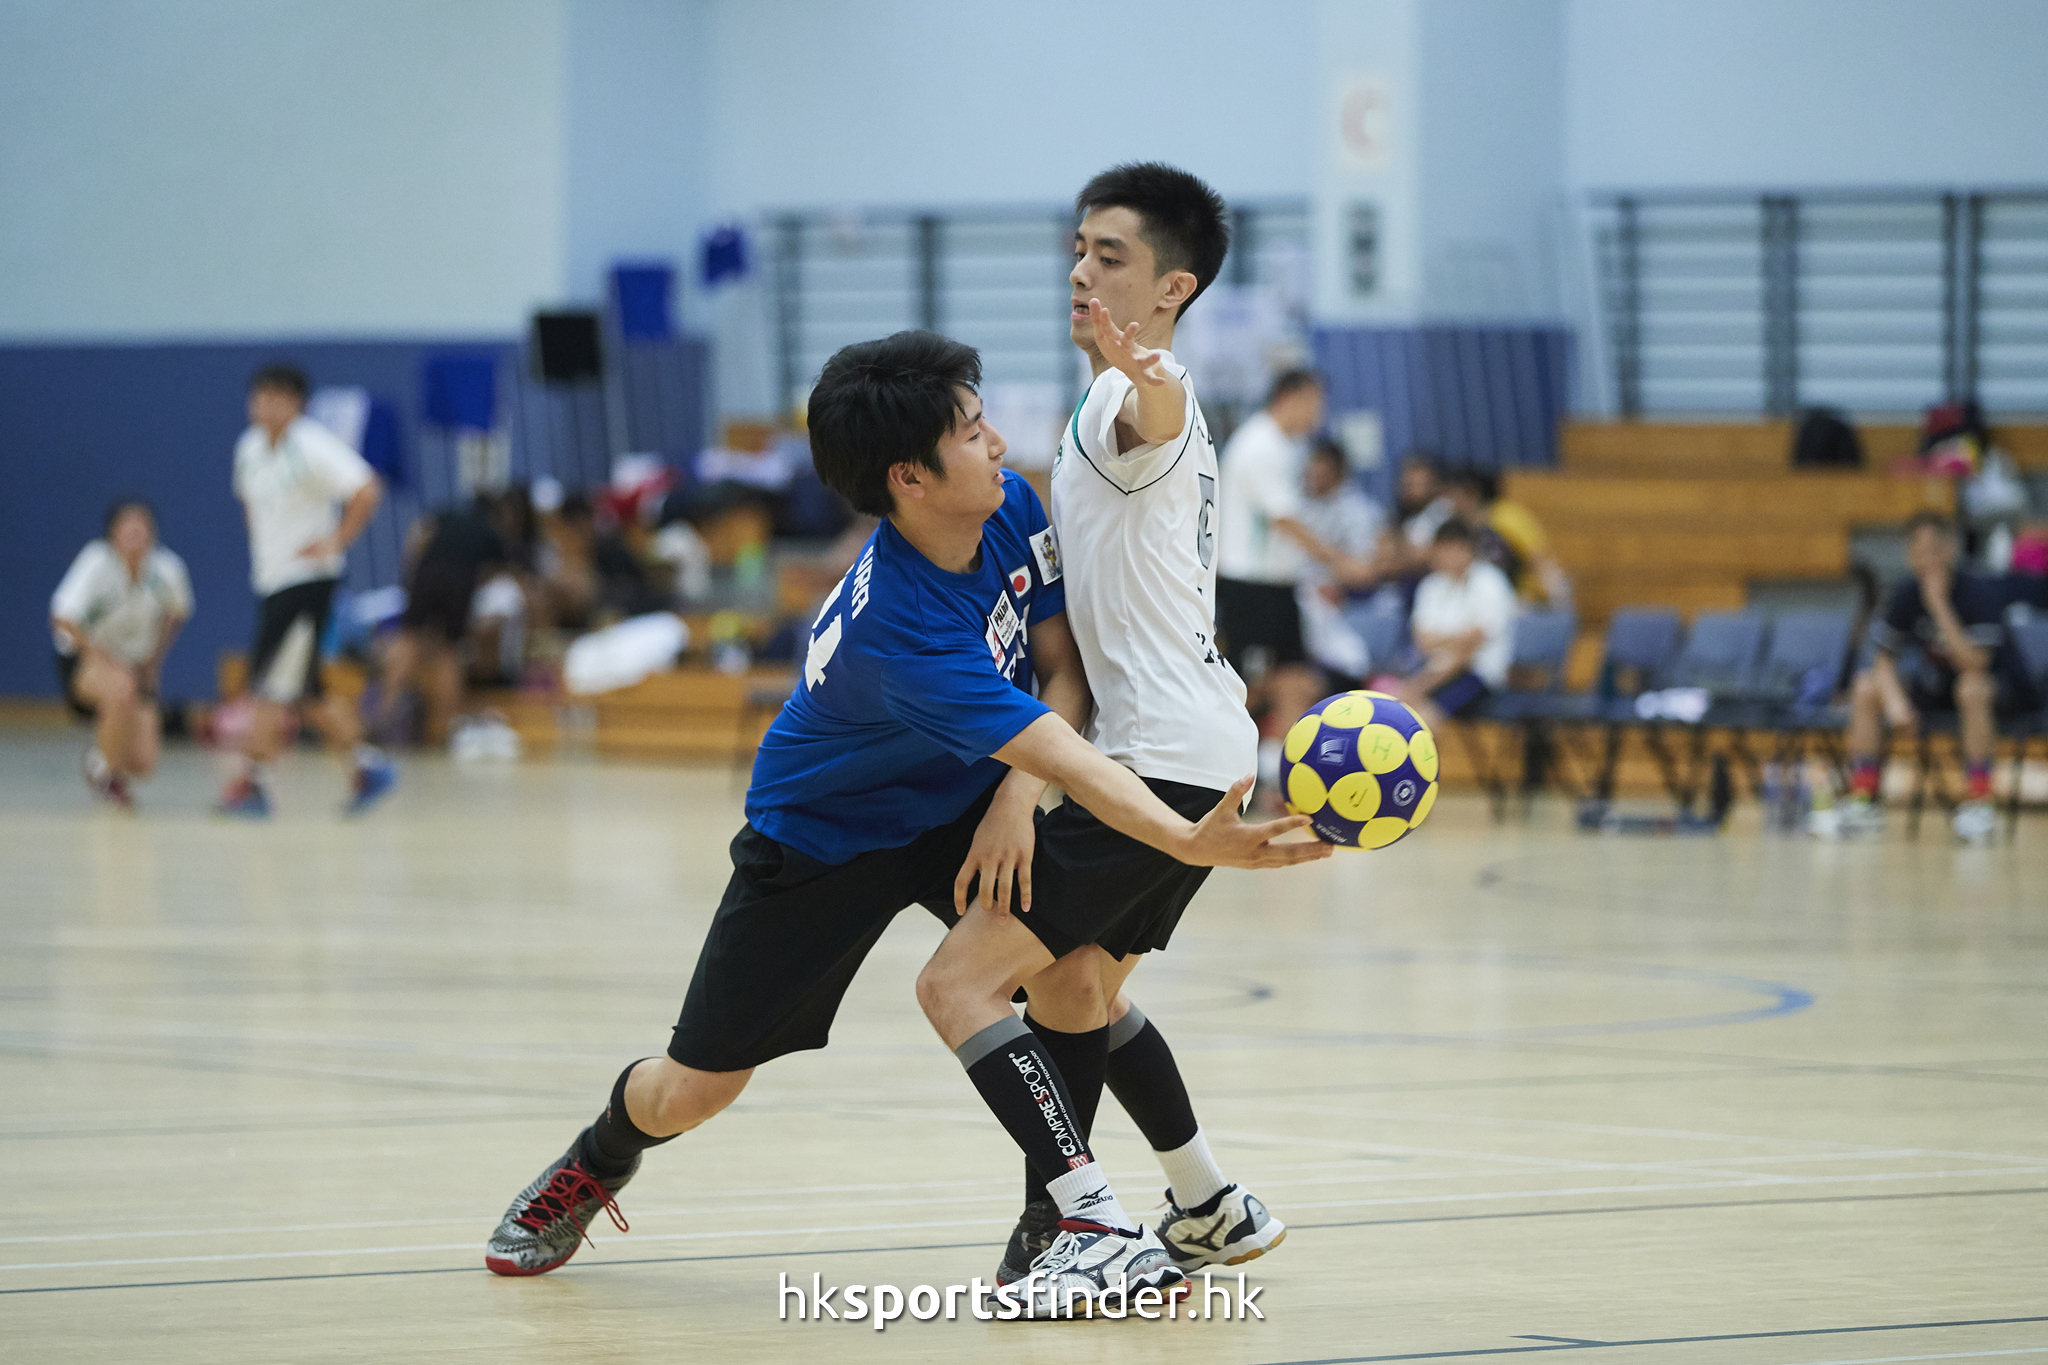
left=1566, top=0, right=2048, bottom=189
left=702, top=0, right=1317, bottom=212
left=0, top=0, right=568, bottom=340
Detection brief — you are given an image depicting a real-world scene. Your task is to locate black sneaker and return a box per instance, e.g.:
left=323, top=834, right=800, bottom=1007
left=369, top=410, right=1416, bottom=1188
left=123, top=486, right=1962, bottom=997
left=484, top=1132, right=637, bottom=1276
left=993, top=1197, right=1062, bottom=1286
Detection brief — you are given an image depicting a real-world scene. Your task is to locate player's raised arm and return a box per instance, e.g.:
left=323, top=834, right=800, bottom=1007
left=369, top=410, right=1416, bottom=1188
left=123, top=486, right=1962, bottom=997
left=993, top=712, right=1330, bottom=869
left=1088, top=298, right=1187, bottom=449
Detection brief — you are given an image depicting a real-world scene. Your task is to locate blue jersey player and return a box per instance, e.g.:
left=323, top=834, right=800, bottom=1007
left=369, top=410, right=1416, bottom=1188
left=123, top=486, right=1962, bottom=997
left=485, top=331, right=1326, bottom=1314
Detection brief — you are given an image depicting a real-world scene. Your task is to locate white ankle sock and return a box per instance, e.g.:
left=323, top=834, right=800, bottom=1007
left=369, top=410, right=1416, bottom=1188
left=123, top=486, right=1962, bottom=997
left=1045, top=1160, right=1135, bottom=1234
left=1158, top=1128, right=1229, bottom=1209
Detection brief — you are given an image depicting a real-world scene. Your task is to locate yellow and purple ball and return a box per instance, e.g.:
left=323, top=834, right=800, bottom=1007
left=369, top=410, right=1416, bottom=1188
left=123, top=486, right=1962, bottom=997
left=1279, top=690, right=1440, bottom=849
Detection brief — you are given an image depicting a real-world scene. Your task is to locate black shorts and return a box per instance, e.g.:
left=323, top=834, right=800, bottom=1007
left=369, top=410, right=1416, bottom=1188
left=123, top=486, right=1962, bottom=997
left=403, top=559, right=478, bottom=644
left=670, top=782, right=1005, bottom=1072
left=669, top=775, right=1223, bottom=1073
left=249, top=579, right=338, bottom=703
left=54, top=652, right=93, bottom=719
left=1216, top=576, right=1305, bottom=674
left=1908, top=665, right=2040, bottom=718
left=1020, top=779, right=1219, bottom=961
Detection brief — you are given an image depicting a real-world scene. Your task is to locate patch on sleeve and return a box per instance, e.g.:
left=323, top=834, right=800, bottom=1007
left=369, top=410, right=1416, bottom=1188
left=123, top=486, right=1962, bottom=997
left=1030, top=527, right=1062, bottom=585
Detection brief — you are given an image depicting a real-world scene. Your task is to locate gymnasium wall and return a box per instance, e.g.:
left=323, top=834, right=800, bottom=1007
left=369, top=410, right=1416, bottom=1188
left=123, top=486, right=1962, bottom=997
left=0, top=0, right=570, bottom=340
left=1564, top=0, right=2048, bottom=189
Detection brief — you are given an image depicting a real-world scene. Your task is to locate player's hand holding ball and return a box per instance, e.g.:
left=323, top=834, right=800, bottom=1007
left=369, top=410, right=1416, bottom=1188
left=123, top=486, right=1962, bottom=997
left=1281, top=691, right=1440, bottom=849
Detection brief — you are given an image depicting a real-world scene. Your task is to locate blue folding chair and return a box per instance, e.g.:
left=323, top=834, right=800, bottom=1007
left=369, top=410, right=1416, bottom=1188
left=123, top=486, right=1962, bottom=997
left=1527, top=608, right=1683, bottom=800
left=1653, top=610, right=1769, bottom=806
left=1465, top=609, right=1577, bottom=816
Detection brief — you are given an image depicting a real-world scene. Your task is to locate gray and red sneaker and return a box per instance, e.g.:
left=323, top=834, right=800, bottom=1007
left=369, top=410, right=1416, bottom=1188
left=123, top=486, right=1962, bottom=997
left=484, top=1135, right=637, bottom=1276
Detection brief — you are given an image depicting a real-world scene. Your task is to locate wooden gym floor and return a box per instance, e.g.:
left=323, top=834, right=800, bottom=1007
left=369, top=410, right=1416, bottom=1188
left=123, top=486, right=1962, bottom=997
left=1, top=726, right=2044, bottom=1364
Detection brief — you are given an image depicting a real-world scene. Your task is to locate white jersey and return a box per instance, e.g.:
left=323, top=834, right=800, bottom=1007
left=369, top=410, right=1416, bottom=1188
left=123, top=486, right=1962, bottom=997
left=1050, top=352, right=1259, bottom=794
left=50, top=540, right=194, bottom=664
left=233, top=416, right=376, bottom=595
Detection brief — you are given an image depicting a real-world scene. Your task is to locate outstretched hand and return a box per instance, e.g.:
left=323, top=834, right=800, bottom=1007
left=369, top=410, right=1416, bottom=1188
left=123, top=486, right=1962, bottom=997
left=1087, top=298, right=1172, bottom=387
left=1182, top=777, right=1334, bottom=869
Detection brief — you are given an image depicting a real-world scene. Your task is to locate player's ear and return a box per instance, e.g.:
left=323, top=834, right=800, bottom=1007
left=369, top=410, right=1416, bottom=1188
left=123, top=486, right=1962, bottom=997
left=1158, top=269, right=1198, bottom=314
left=887, top=461, right=927, bottom=502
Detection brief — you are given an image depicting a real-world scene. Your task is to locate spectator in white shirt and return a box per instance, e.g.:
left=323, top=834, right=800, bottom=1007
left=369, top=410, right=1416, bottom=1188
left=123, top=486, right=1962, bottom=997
left=220, top=363, right=394, bottom=818
left=1396, top=518, right=1518, bottom=730
left=49, top=500, right=192, bottom=807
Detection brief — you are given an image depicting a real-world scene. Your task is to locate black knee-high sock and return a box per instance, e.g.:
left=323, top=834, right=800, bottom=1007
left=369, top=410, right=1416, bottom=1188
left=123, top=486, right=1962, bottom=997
left=1020, top=1016, right=1108, bottom=1208
left=577, top=1058, right=678, bottom=1178
left=1103, top=1003, right=1199, bottom=1152
left=955, top=1016, right=1095, bottom=1181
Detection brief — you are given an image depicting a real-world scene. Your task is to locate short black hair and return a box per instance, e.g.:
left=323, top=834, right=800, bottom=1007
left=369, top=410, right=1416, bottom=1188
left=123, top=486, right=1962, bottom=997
left=1308, top=435, right=1347, bottom=470
left=1403, top=450, right=1448, bottom=481
left=103, top=497, right=155, bottom=537
left=1433, top=517, right=1477, bottom=546
left=1447, top=467, right=1501, bottom=502
left=1075, top=162, right=1229, bottom=318
left=250, top=362, right=309, bottom=401
left=1903, top=508, right=1954, bottom=538
left=1266, top=368, right=1323, bottom=407
left=808, top=331, right=982, bottom=518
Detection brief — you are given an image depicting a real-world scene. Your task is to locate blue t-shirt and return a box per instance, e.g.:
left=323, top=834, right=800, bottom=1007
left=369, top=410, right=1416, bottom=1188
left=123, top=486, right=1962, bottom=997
left=747, top=472, right=1068, bottom=865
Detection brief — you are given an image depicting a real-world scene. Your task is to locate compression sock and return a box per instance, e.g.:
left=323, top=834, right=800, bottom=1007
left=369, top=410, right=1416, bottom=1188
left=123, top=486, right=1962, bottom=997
left=1021, top=1016, right=1107, bottom=1210
left=1105, top=1003, right=1229, bottom=1207
left=956, top=1016, right=1132, bottom=1231
left=1849, top=758, right=1881, bottom=799
left=578, top=1058, right=679, bottom=1177
left=1966, top=761, right=1993, bottom=801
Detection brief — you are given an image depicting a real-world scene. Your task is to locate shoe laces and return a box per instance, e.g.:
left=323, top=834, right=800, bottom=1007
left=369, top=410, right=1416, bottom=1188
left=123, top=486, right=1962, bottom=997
left=515, top=1162, right=629, bottom=1246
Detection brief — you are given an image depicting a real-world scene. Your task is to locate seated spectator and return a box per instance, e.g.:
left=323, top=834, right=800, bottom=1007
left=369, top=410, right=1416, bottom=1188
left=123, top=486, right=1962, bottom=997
left=380, top=494, right=507, bottom=745
left=1835, top=509, right=2046, bottom=844
left=1295, top=437, right=1389, bottom=683
left=536, top=493, right=662, bottom=631
left=1387, top=452, right=1455, bottom=575
left=49, top=499, right=193, bottom=807
left=468, top=570, right=528, bottom=688
left=1443, top=469, right=1572, bottom=608
left=1392, top=518, right=1517, bottom=730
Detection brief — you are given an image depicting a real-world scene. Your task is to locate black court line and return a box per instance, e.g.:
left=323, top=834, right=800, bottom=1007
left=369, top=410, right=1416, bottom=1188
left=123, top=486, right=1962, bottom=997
left=1249, top=1313, right=2048, bottom=1364
left=8, top=1182, right=2043, bottom=1299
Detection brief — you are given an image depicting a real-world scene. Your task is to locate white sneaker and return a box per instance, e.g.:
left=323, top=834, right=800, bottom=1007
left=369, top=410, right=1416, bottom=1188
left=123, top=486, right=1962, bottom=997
left=1952, top=799, right=1999, bottom=845
left=1012, top=1220, right=1185, bottom=1319
left=1815, top=796, right=1885, bottom=839
left=1155, top=1183, right=1287, bottom=1269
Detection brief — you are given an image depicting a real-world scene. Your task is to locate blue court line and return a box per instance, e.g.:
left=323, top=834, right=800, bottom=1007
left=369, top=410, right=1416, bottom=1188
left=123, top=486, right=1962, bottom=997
left=1248, top=1315, right=2048, bottom=1364
left=7, top=1182, right=2039, bottom=1298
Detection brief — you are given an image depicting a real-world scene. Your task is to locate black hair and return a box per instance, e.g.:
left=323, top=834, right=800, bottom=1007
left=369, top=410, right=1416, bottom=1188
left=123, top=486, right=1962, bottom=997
left=808, top=331, right=982, bottom=518
left=1903, top=508, right=1954, bottom=538
left=1433, top=517, right=1477, bottom=546
left=556, top=492, right=594, bottom=523
left=249, top=362, right=309, bottom=401
left=1075, top=162, right=1230, bottom=318
left=1266, top=368, right=1323, bottom=407
left=1307, top=435, right=1347, bottom=470
left=103, top=497, right=156, bottom=538
left=1447, top=467, right=1502, bottom=502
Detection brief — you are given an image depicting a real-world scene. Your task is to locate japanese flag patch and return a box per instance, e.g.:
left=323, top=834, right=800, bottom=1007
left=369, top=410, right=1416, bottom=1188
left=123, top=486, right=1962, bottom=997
left=1007, top=564, right=1030, bottom=595
left=1030, top=527, right=1062, bottom=585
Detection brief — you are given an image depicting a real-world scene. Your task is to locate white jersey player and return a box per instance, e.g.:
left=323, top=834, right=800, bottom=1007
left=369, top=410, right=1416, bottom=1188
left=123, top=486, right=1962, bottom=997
left=978, top=164, right=1290, bottom=1286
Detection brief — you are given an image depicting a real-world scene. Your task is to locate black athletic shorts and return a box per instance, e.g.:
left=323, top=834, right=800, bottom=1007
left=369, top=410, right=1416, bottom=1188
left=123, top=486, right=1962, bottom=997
left=1019, top=778, right=1220, bottom=961
left=249, top=578, right=338, bottom=702
left=670, top=781, right=1006, bottom=1072
left=54, top=652, right=93, bottom=719
left=1907, top=664, right=2040, bottom=718
left=1216, top=576, right=1306, bottom=675
left=668, top=774, right=1224, bottom=1073
left=403, top=559, right=478, bottom=644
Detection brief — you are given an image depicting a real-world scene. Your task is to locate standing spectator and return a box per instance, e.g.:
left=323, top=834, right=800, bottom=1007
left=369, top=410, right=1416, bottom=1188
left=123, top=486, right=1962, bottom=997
left=1394, top=519, right=1518, bottom=730
left=379, top=494, right=508, bottom=746
left=50, top=500, right=192, bottom=808
left=1214, top=369, right=1349, bottom=784
left=1833, top=510, right=2043, bottom=844
left=219, top=363, right=396, bottom=819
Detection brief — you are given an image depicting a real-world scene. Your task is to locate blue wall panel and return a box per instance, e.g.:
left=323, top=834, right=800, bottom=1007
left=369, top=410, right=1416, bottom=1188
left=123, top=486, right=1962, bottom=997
left=0, top=335, right=707, bottom=701
left=1312, top=324, right=1575, bottom=497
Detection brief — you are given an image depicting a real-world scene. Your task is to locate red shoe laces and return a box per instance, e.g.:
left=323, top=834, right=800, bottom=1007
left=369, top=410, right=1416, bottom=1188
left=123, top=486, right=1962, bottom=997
left=515, top=1163, right=630, bottom=1245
